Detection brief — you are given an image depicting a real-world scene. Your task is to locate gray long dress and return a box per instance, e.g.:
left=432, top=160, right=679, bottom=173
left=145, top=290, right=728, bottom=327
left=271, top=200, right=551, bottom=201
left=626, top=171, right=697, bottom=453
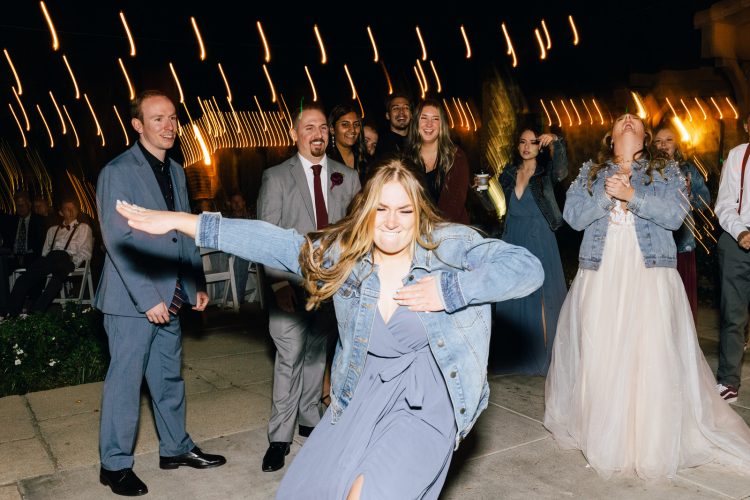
left=276, top=306, right=457, bottom=500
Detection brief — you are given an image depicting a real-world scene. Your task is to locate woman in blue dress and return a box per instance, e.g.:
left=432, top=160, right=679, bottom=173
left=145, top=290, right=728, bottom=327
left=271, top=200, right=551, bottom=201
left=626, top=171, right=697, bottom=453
left=116, top=159, right=543, bottom=499
left=491, top=129, right=568, bottom=375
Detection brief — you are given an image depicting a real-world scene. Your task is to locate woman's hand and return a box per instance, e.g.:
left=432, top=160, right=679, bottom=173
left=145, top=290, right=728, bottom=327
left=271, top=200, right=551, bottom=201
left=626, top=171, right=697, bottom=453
left=537, top=133, right=558, bottom=147
left=393, top=276, right=445, bottom=312
left=604, top=174, right=634, bottom=202
left=116, top=200, right=198, bottom=237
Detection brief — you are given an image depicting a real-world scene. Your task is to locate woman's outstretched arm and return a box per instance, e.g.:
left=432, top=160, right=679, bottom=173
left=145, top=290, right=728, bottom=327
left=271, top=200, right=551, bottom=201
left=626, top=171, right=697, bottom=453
left=116, top=200, right=199, bottom=236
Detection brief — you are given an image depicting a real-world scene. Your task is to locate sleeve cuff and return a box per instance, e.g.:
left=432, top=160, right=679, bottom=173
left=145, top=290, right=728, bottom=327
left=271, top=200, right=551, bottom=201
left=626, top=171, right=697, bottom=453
left=196, top=212, right=221, bottom=249
left=627, top=188, right=645, bottom=213
left=440, top=271, right=466, bottom=313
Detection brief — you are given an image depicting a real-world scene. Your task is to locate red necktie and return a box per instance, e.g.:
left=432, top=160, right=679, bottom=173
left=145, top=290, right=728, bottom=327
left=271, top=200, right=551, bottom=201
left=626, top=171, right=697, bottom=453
left=311, top=164, right=328, bottom=230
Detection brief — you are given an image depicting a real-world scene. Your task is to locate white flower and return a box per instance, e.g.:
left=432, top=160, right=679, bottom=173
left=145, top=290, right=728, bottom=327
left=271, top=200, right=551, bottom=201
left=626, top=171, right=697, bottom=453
left=14, top=359, right=21, bottom=366
left=19, top=313, right=28, bottom=319
left=48, top=359, right=57, bottom=367
left=15, top=349, right=23, bottom=355
left=12, top=344, right=18, bottom=349
left=51, top=337, right=55, bottom=341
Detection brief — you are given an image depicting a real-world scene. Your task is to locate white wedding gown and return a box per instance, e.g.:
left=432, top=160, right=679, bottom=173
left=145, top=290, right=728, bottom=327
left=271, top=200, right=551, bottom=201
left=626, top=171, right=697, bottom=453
left=544, top=205, right=750, bottom=478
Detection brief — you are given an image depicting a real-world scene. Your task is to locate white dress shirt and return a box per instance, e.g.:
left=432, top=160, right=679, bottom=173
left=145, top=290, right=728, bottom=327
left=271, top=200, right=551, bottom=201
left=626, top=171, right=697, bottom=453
left=297, top=153, right=329, bottom=220
left=42, top=220, right=93, bottom=268
left=716, top=143, right=750, bottom=240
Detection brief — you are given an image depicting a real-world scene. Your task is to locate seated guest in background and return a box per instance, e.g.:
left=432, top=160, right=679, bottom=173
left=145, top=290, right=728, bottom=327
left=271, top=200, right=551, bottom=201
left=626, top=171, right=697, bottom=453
left=8, top=198, right=93, bottom=315
left=33, top=193, right=59, bottom=230
left=228, top=192, right=253, bottom=304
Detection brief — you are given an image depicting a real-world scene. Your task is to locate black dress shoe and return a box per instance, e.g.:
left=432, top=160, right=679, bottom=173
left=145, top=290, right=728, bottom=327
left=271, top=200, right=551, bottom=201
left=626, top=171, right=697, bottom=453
left=262, top=442, right=291, bottom=472
left=99, top=467, right=148, bottom=496
left=298, top=424, right=315, bottom=438
left=159, top=446, right=227, bottom=470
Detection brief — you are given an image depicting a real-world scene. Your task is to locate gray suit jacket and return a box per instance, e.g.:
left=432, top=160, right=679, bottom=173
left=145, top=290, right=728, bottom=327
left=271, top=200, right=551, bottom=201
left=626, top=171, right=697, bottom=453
left=257, top=154, right=360, bottom=285
left=94, top=143, right=206, bottom=316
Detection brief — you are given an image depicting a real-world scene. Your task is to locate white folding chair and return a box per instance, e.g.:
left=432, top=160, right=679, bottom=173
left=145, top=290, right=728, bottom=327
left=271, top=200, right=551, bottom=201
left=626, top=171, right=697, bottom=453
left=200, top=248, right=239, bottom=312
left=52, top=258, right=95, bottom=305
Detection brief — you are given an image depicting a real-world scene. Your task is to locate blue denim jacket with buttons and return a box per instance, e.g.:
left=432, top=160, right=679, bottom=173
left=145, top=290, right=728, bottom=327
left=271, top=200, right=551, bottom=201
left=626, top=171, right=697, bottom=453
left=674, top=161, right=711, bottom=253
left=195, top=213, right=544, bottom=448
left=564, top=159, right=688, bottom=270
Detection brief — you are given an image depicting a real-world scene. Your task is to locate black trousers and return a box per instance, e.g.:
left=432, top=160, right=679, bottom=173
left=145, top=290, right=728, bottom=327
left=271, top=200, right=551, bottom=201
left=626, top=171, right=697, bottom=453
left=9, top=250, right=74, bottom=314
left=717, top=231, right=750, bottom=387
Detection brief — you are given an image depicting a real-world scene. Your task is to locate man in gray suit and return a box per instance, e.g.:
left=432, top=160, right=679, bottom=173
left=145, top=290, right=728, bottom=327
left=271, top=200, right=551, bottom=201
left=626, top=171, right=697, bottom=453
left=259, top=102, right=360, bottom=472
left=96, top=90, right=225, bottom=496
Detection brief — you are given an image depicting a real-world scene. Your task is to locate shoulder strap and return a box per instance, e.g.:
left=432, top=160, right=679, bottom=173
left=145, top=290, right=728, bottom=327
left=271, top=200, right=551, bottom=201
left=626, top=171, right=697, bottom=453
left=739, top=144, right=750, bottom=214
left=63, top=223, right=81, bottom=251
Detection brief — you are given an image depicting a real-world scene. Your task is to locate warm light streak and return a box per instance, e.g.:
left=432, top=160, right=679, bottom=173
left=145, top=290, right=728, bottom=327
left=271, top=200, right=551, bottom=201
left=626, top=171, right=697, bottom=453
left=569, top=99, right=582, bottom=125
left=3, top=49, right=22, bottom=95
left=665, top=97, right=678, bottom=117
left=118, top=58, right=135, bottom=100
left=39, top=2, right=59, bottom=51
left=262, top=64, right=277, bottom=103
left=692, top=156, right=709, bottom=182
left=253, top=95, right=269, bottom=132
left=568, top=15, right=579, bottom=45
left=560, top=100, right=573, bottom=127
left=227, top=97, right=241, bottom=133
left=48, top=91, right=65, bottom=134
left=416, top=26, right=427, bottom=61
left=457, top=99, right=470, bottom=130
left=460, top=25, right=472, bottom=59
left=193, top=124, right=211, bottom=165
left=62, top=55, right=80, bottom=99
left=83, top=93, right=105, bottom=146
left=442, top=99, right=455, bottom=129
left=541, top=19, right=551, bottom=49
left=549, top=100, right=562, bottom=127
left=119, top=11, right=136, bottom=57
left=355, top=94, right=365, bottom=120
left=182, top=101, right=194, bottom=123
left=304, top=65, right=318, bottom=102
left=36, top=105, right=54, bottom=147
left=452, top=98, right=464, bottom=128
left=535, top=29, right=547, bottom=60
left=381, top=62, right=393, bottom=95
left=169, top=62, right=184, bottom=103
left=416, top=60, right=428, bottom=93
left=313, top=25, right=327, bottom=64
left=429, top=60, right=442, bottom=93
left=671, top=116, right=691, bottom=143
left=113, top=106, right=129, bottom=146
left=366, top=26, right=379, bottom=62
left=280, top=94, right=293, bottom=129
left=12, top=87, right=29, bottom=131
left=62, top=105, right=79, bottom=147
left=630, top=91, right=647, bottom=119
left=696, top=193, right=715, bottom=218
left=710, top=97, right=723, bottom=119
left=581, top=99, right=593, bottom=124
left=680, top=98, right=693, bottom=121
left=343, top=64, right=357, bottom=100
left=8, top=104, right=26, bottom=147
left=217, top=63, right=232, bottom=102
left=725, top=97, right=739, bottom=119
left=465, top=101, right=477, bottom=131
left=500, top=23, right=517, bottom=68
left=694, top=98, right=707, bottom=120
left=413, top=66, right=425, bottom=98
left=540, top=100, right=552, bottom=126
left=190, top=17, right=206, bottom=61
left=257, top=22, right=270, bottom=63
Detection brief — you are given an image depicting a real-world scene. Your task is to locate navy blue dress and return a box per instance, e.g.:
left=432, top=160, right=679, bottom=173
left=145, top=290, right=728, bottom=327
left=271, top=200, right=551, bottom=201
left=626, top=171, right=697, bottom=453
left=276, top=307, right=456, bottom=499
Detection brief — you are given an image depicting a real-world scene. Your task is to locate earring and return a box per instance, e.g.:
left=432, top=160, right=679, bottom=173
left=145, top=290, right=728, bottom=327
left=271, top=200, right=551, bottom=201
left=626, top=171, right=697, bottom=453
left=331, top=134, right=335, bottom=147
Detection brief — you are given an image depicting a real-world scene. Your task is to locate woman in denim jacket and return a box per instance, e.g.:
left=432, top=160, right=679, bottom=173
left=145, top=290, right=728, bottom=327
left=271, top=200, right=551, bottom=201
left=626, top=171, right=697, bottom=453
left=492, top=129, right=568, bottom=375
left=544, top=113, right=750, bottom=479
left=117, top=159, right=543, bottom=499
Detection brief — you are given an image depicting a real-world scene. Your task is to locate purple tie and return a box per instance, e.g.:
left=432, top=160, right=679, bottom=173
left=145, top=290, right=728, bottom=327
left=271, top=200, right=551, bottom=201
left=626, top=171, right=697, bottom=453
left=311, top=164, right=328, bottom=230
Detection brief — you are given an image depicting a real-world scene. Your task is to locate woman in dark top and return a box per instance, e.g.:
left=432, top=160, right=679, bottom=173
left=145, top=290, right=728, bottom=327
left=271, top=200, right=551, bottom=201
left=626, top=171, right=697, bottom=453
left=402, top=98, right=470, bottom=224
left=326, top=104, right=369, bottom=185
left=490, top=128, right=568, bottom=375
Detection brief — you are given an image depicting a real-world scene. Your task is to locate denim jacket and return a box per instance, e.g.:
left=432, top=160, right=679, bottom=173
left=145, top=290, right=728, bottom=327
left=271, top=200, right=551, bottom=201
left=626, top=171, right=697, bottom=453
left=195, top=213, right=544, bottom=448
left=564, top=159, right=688, bottom=270
left=675, top=161, right=710, bottom=253
left=500, top=137, right=569, bottom=231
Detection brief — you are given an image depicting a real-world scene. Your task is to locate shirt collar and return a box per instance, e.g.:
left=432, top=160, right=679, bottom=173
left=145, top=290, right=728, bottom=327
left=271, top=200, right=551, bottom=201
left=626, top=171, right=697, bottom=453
left=297, top=153, right=328, bottom=171
left=138, top=140, right=170, bottom=171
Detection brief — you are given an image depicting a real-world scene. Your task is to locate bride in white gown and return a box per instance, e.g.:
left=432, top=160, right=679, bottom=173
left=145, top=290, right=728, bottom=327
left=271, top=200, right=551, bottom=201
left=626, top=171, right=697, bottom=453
left=544, top=113, right=750, bottom=479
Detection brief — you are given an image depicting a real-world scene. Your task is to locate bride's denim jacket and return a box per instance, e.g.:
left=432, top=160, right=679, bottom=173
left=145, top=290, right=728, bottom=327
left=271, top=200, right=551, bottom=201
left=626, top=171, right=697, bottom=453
left=564, top=159, right=688, bottom=270
left=195, top=213, right=543, bottom=448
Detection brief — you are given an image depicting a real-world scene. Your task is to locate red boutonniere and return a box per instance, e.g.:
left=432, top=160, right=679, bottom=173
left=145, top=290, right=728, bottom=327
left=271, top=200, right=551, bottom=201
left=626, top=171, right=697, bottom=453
left=330, top=172, right=344, bottom=189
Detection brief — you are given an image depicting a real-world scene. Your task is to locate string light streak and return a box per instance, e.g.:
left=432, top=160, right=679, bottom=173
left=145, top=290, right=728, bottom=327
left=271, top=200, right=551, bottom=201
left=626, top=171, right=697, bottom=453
left=380, top=62, right=393, bottom=95
left=211, top=96, right=227, bottom=135
left=83, top=93, right=105, bottom=146
left=169, top=63, right=184, bottom=103
left=416, top=60, right=428, bottom=93
left=534, top=29, right=547, bottom=60
left=182, top=101, right=194, bottom=123
left=592, top=99, right=604, bottom=125
left=343, top=64, right=358, bottom=100
left=262, top=64, right=277, bottom=103
left=442, top=99, right=455, bottom=129
left=457, top=99, right=470, bottom=130
left=694, top=98, right=707, bottom=120
left=560, top=100, right=573, bottom=127
left=710, top=97, right=723, bottom=119
left=500, top=23, right=517, bottom=68
left=680, top=98, right=693, bottom=121
left=429, top=60, right=442, bottom=93
left=192, top=124, right=211, bottom=165
left=465, top=101, right=477, bottom=131
left=413, top=67, right=425, bottom=98
left=8, top=104, right=26, bottom=147
left=460, top=25, right=472, bottom=59
left=549, top=100, right=562, bottom=127
left=630, top=91, right=647, bottom=119
left=119, top=11, right=136, bottom=56
left=280, top=94, right=293, bottom=129
left=568, top=15, right=579, bottom=45
left=113, top=106, right=129, bottom=146
left=190, top=17, right=206, bottom=61
left=253, top=95, right=270, bottom=131
left=256, top=22, right=270, bottom=63
left=355, top=94, right=365, bottom=119
left=725, top=97, right=739, bottom=119
left=452, top=97, right=465, bottom=128
left=696, top=199, right=715, bottom=229
left=62, top=55, right=80, bottom=99
left=3, top=50, right=22, bottom=95
left=39, top=2, right=59, bottom=51
left=62, top=105, right=79, bottom=147
left=416, top=26, right=427, bottom=61
left=692, top=156, right=710, bottom=183
left=671, top=116, right=691, bottom=143
left=569, top=99, right=582, bottom=125
left=665, top=97, right=678, bottom=117
left=540, top=100, right=552, bottom=126
left=12, top=87, right=29, bottom=131
left=226, top=97, right=241, bottom=133
left=313, top=25, right=327, bottom=64
left=366, top=26, right=379, bottom=62
left=581, top=99, right=593, bottom=124
left=217, top=63, right=232, bottom=102
left=541, top=20, right=551, bottom=49
left=118, top=58, right=135, bottom=100
left=304, top=66, right=318, bottom=102
left=48, top=91, right=65, bottom=134
left=36, top=105, right=54, bottom=147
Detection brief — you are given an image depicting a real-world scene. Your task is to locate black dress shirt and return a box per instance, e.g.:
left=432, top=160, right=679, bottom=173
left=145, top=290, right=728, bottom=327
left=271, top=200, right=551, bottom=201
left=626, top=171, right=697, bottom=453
left=138, top=141, right=175, bottom=211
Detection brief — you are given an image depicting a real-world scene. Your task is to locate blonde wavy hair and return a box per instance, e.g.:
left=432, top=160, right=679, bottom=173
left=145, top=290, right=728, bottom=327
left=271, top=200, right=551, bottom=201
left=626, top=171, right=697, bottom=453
left=299, top=158, right=445, bottom=310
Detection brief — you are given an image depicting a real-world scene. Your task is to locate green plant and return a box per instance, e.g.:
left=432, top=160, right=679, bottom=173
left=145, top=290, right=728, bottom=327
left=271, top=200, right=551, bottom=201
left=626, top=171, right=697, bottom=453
left=0, top=304, right=109, bottom=397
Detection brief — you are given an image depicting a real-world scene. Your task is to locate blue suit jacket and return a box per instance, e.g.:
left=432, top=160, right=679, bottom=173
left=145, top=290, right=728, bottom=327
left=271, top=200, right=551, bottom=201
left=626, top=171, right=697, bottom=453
left=94, top=143, right=206, bottom=316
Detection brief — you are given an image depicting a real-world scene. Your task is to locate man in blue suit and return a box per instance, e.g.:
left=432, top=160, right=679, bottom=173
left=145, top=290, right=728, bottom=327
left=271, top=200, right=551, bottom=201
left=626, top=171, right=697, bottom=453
left=95, top=90, right=225, bottom=496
